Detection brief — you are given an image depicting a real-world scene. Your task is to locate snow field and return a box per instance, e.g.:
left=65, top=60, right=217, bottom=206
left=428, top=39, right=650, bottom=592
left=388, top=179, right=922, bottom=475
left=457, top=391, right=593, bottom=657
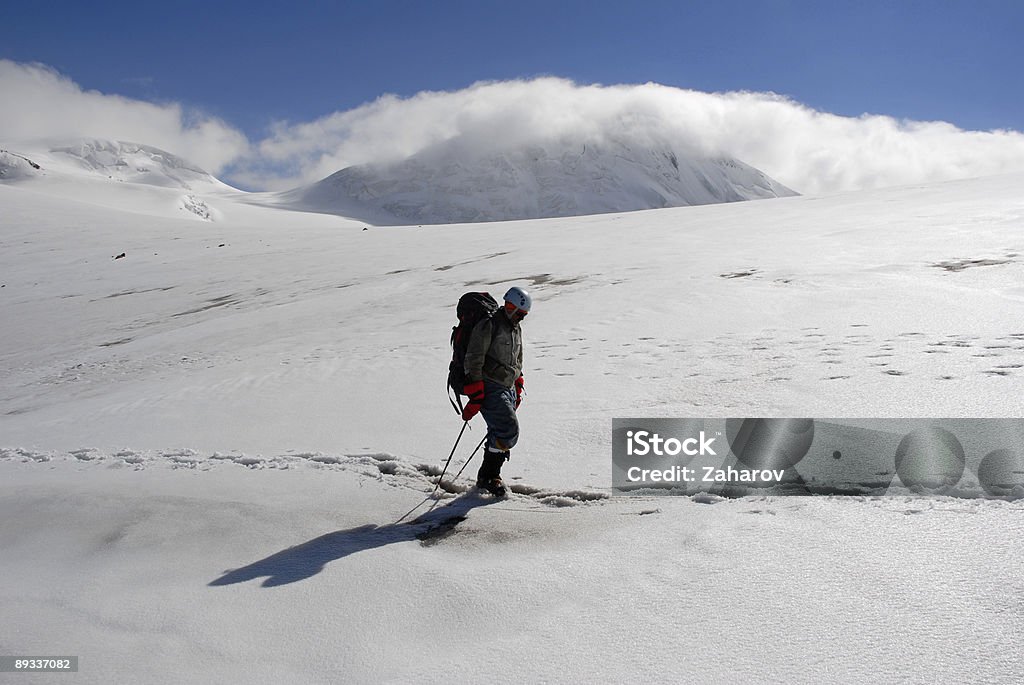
left=2, top=149, right=1024, bottom=682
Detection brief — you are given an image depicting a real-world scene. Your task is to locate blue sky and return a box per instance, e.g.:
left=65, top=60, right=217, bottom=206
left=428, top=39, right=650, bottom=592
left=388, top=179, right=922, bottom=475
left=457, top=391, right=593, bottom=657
left=3, top=0, right=1022, bottom=138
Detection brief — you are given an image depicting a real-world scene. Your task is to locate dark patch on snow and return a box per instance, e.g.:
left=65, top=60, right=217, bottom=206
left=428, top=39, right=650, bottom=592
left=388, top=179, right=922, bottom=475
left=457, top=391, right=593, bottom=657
left=470, top=272, right=584, bottom=288
left=173, top=294, right=237, bottom=317
left=930, top=340, right=972, bottom=348
left=523, top=273, right=585, bottom=287
left=435, top=251, right=511, bottom=272
left=720, top=269, right=758, bottom=279
left=99, top=337, right=133, bottom=347
left=933, top=256, right=1014, bottom=272
left=376, top=461, right=401, bottom=475
left=104, top=286, right=176, bottom=299
left=416, top=515, right=467, bottom=546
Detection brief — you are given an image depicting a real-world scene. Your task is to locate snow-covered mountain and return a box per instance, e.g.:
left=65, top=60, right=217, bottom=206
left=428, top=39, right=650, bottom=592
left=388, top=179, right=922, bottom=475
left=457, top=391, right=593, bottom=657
left=0, top=149, right=43, bottom=181
left=279, top=137, right=797, bottom=224
left=48, top=139, right=225, bottom=190
left=0, top=139, right=237, bottom=221
left=2, top=139, right=227, bottom=190
left=4, top=136, right=795, bottom=226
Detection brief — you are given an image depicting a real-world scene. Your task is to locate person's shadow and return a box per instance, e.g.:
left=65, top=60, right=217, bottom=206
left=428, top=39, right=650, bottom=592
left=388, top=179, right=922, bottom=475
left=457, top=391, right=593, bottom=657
left=209, top=493, right=495, bottom=588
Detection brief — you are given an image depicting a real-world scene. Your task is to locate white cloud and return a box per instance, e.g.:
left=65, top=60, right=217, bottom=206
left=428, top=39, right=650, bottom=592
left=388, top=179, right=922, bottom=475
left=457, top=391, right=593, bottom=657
left=241, top=77, right=1024, bottom=194
left=5, top=61, right=1024, bottom=195
left=0, top=60, right=249, bottom=174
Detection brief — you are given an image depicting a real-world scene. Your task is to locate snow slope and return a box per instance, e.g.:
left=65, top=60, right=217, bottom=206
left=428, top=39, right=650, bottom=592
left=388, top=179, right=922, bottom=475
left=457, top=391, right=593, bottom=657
left=1, top=170, right=1023, bottom=683
left=1, top=452, right=1020, bottom=684
left=0, top=149, right=43, bottom=182
left=0, top=139, right=248, bottom=223
left=47, top=139, right=225, bottom=190
left=277, top=136, right=797, bottom=224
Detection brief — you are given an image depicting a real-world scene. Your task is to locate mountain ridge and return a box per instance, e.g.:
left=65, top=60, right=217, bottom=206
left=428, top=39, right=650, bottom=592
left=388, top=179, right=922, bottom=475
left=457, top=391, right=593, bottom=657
left=279, top=137, right=798, bottom=225
left=2, top=136, right=797, bottom=225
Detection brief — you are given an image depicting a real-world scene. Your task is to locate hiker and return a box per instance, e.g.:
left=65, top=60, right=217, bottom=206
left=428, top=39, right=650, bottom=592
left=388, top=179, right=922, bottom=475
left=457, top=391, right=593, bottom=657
left=461, top=286, right=531, bottom=495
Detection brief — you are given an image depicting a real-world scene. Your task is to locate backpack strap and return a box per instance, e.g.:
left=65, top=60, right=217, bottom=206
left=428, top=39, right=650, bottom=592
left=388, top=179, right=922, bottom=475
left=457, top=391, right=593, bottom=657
left=447, top=381, right=464, bottom=415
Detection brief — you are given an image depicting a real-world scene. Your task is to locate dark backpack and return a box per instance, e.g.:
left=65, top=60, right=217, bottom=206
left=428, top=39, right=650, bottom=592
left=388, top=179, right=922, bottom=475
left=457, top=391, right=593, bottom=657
left=447, top=291, right=499, bottom=413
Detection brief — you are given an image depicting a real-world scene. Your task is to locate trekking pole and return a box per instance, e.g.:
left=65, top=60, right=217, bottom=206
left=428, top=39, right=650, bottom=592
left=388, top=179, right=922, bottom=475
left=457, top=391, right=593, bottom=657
left=451, top=436, right=487, bottom=483
left=432, top=421, right=469, bottom=496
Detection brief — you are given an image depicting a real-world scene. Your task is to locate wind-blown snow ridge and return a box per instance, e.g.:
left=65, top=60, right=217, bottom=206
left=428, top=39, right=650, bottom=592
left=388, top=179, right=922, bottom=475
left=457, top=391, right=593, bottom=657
left=279, top=136, right=797, bottom=224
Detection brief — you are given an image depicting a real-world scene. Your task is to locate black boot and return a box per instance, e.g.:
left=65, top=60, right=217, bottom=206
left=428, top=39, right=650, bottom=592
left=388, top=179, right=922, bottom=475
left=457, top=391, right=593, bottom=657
left=476, top=449, right=509, bottom=496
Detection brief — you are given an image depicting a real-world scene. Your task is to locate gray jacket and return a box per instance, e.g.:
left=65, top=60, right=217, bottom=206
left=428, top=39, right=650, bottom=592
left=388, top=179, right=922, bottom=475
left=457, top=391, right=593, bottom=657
left=464, top=309, right=523, bottom=388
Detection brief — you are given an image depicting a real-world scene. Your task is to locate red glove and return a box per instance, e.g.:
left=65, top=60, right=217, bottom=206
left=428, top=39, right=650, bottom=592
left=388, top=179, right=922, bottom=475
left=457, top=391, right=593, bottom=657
left=461, top=380, right=485, bottom=421
left=514, top=375, right=525, bottom=410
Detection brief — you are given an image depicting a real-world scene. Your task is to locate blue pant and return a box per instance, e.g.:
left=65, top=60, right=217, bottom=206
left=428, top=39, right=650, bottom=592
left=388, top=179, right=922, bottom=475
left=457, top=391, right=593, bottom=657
left=481, top=380, right=519, bottom=452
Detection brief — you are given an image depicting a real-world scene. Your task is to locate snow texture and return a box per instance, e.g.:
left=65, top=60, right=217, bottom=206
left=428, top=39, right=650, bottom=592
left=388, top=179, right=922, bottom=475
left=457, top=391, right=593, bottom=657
left=1, top=143, right=1023, bottom=683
